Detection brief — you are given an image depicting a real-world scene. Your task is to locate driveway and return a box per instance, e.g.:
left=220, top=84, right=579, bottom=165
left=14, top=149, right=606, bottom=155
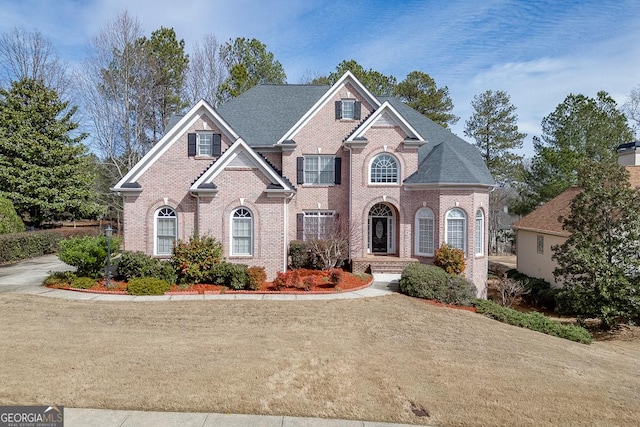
left=0, top=254, right=74, bottom=292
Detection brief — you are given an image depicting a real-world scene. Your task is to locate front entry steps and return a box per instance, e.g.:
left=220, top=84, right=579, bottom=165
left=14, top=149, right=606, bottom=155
left=352, top=256, right=419, bottom=275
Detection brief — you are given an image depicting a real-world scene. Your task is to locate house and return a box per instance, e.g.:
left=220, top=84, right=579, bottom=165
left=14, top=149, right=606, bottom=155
left=112, top=72, right=495, bottom=295
left=512, top=142, right=640, bottom=287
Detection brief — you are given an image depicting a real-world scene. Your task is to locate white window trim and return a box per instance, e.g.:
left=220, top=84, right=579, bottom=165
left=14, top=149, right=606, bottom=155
left=341, top=99, right=356, bottom=120
left=154, top=206, right=177, bottom=256
left=303, top=155, right=335, bottom=186
left=230, top=207, right=253, bottom=256
left=475, top=209, right=484, bottom=257
left=415, top=207, right=435, bottom=256
left=303, top=210, right=335, bottom=240
left=445, top=208, right=467, bottom=255
left=368, top=153, right=400, bottom=185
left=197, top=132, right=214, bottom=157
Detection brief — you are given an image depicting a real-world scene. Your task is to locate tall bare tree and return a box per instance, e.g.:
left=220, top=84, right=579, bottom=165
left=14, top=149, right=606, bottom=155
left=183, top=34, right=226, bottom=107
left=0, top=27, right=70, bottom=95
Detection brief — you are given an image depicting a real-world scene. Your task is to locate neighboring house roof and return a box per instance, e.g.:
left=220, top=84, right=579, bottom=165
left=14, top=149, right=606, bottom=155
left=511, top=187, right=582, bottom=237
left=217, top=84, right=329, bottom=147
left=511, top=165, right=640, bottom=237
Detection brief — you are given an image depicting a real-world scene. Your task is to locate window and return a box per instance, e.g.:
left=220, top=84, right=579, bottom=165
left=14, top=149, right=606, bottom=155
left=197, top=133, right=214, bottom=156
left=342, top=100, right=355, bottom=119
left=537, top=235, right=544, bottom=254
left=231, top=208, right=253, bottom=256
left=303, top=211, right=335, bottom=240
left=370, top=154, right=399, bottom=184
left=303, top=155, right=335, bottom=185
left=415, top=208, right=435, bottom=256
left=445, top=208, right=467, bottom=253
left=156, top=207, right=177, bottom=255
left=475, top=209, right=484, bottom=256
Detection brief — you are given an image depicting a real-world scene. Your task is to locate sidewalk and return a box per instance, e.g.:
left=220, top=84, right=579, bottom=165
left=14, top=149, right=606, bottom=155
left=65, top=408, right=429, bottom=427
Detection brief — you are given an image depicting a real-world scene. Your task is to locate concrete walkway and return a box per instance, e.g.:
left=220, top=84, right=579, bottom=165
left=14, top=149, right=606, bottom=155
left=1, top=256, right=423, bottom=427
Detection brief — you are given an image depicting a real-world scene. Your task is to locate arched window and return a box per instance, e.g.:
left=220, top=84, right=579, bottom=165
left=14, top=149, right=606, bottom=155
left=370, top=154, right=399, bottom=184
left=445, top=208, right=467, bottom=253
left=231, top=208, right=253, bottom=256
left=415, top=208, right=435, bottom=256
left=475, top=209, right=484, bottom=256
left=156, top=207, right=177, bottom=255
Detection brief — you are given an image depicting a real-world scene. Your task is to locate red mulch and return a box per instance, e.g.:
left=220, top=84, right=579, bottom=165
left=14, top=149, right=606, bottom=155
left=45, top=270, right=372, bottom=295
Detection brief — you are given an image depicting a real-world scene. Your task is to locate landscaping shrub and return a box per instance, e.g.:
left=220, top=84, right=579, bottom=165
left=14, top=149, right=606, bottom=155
left=127, top=277, right=172, bottom=296
left=473, top=299, right=592, bottom=344
left=506, top=269, right=560, bottom=310
left=172, top=235, right=224, bottom=284
left=71, top=276, right=97, bottom=289
left=58, top=235, right=121, bottom=278
left=288, top=240, right=322, bottom=270
left=399, top=263, right=476, bottom=305
left=210, top=262, right=249, bottom=290
left=43, top=271, right=77, bottom=286
left=434, top=243, right=466, bottom=275
left=273, top=270, right=302, bottom=290
left=116, top=251, right=176, bottom=284
left=329, top=268, right=343, bottom=285
left=0, top=231, right=59, bottom=263
left=247, top=266, right=266, bottom=290
left=0, top=196, right=24, bottom=234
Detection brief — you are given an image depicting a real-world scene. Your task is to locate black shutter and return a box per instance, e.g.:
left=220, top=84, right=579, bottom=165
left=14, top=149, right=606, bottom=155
left=296, top=213, right=304, bottom=241
left=296, top=157, right=304, bottom=184
left=335, top=101, right=342, bottom=119
left=334, top=157, right=342, bottom=184
left=212, top=134, right=222, bottom=156
left=187, top=133, right=196, bottom=156
left=354, top=101, right=361, bottom=119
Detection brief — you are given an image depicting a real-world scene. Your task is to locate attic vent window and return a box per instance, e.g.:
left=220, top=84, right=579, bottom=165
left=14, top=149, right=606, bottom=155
left=335, top=99, right=361, bottom=120
left=188, top=132, right=221, bottom=157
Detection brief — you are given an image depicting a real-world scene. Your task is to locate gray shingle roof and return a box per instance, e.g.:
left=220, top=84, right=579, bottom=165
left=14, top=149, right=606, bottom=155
left=217, top=84, right=329, bottom=147
left=380, top=97, right=494, bottom=186
left=216, top=85, right=494, bottom=187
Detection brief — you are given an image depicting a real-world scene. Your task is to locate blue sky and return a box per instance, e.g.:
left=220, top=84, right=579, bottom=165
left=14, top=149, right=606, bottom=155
left=1, top=0, right=639, bottom=157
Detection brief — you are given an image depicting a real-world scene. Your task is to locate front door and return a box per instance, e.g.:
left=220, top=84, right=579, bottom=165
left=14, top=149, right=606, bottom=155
left=371, top=217, right=388, bottom=253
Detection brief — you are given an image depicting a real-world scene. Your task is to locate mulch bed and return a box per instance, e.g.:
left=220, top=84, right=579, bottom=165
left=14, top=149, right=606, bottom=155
left=45, top=270, right=372, bottom=296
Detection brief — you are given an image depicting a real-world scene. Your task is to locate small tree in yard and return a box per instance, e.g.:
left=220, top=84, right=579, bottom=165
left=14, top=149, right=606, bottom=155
left=553, top=161, right=640, bottom=328
left=434, top=244, right=466, bottom=275
left=305, top=216, right=358, bottom=270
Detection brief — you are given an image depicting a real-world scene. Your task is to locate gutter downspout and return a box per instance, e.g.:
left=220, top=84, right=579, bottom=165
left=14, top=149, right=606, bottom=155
left=345, top=145, right=353, bottom=261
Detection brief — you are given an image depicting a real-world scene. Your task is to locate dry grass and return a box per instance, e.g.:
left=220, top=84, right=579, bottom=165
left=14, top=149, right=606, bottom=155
left=0, top=293, right=638, bottom=426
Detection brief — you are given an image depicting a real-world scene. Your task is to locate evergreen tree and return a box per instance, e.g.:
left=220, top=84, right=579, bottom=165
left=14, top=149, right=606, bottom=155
left=512, top=92, right=633, bottom=215
left=217, top=38, right=286, bottom=103
left=0, top=78, right=101, bottom=226
left=553, top=161, right=640, bottom=328
left=464, top=90, right=525, bottom=186
left=395, top=71, right=459, bottom=128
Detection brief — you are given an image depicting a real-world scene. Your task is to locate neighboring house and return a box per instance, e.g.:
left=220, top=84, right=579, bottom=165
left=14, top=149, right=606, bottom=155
left=512, top=142, right=640, bottom=287
left=112, top=72, right=495, bottom=295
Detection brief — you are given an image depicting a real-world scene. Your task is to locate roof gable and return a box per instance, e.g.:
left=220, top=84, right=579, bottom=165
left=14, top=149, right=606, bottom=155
left=345, top=101, right=426, bottom=142
left=113, top=99, right=239, bottom=190
left=277, top=71, right=381, bottom=144
left=190, top=139, right=294, bottom=195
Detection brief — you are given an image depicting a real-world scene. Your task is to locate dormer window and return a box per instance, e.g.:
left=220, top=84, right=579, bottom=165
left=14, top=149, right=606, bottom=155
left=335, top=99, right=361, bottom=120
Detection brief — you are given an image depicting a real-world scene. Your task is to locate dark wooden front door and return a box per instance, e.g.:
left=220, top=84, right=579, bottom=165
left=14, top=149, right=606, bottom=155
left=371, top=217, right=387, bottom=253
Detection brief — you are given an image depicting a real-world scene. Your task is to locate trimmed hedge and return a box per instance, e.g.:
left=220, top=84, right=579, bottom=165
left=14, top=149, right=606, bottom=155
left=399, top=263, right=477, bottom=306
left=210, top=262, right=249, bottom=290
left=127, top=277, right=172, bottom=296
left=473, top=299, right=592, bottom=344
left=0, top=228, right=99, bottom=264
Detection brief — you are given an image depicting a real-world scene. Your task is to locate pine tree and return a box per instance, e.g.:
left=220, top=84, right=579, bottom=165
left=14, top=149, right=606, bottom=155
left=0, top=78, right=101, bottom=226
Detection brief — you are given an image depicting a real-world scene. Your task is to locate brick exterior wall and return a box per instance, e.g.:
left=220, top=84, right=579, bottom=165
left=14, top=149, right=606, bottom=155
left=119, top=82, right=491, bottom=294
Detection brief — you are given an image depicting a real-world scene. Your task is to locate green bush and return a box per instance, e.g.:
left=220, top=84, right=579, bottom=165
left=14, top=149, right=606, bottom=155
left=126, top=277, right=172, bottom=296
left=172, top=235, right=224, bottom=284
left=473, top=299, right=592, bottom=344
left=211, top=262, right=249, bottom=290
left=43, top=271, right=77, bottom=286
left=0, top=196, right=24, bottom=234
left=116, top=251, right=176, bottom=284
left=506, top=269, right=560, bottom=310
left=0, top=231, right=59, bottom=263
left=399, top=263, right=476, bottom=305
left=247, top=266, right=266, bottom=290
left=71, top=276, right=97, bottom=289
left=288, top=240, right=323, bottom=270
left=434, top=243, right=466, bottom=275
left=58, top=235, right=121, bottom=278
